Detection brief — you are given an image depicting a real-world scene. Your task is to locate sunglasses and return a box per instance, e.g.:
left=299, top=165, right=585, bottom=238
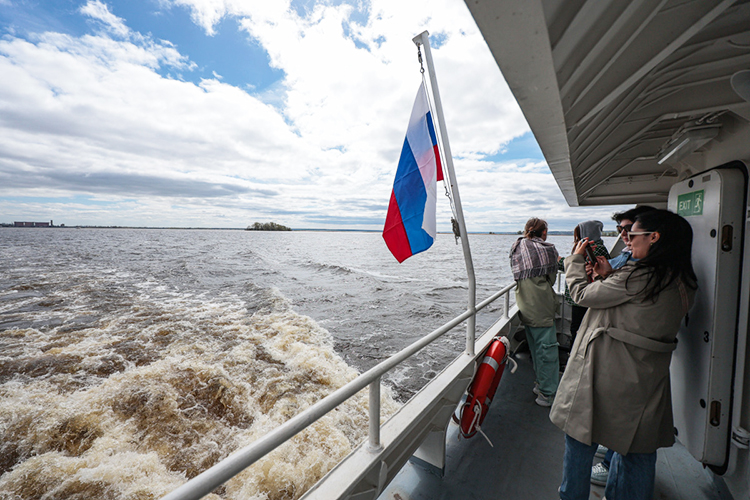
left=627, top=231, right=654, bottom=238
left=616, top=224, right=633, bottom=233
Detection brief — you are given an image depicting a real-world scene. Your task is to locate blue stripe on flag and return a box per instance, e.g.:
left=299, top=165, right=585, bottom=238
left=393, top=136, right=432, bottom=255
left=426, top=111, right=438, bottom=147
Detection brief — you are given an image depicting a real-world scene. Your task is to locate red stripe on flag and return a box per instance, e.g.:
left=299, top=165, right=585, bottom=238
left=434, top=144, right=443, bottom=182
left=383, top=191, right=412, bottom=263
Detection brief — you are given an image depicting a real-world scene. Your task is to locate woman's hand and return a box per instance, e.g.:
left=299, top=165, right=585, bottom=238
left=573, top=238, right=590, bottom=256
left=585, top=261, right=594, bottom=277
left=593, top=256, right=613, bottom=279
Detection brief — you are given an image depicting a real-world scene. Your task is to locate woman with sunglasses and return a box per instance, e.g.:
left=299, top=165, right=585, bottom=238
left=589, top=205, right=654, bottom=485
left=551, top=209, right=698, bottom=500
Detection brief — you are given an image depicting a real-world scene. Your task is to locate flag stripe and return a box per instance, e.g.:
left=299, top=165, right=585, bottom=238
left=383, top=191, right=412, bottom=263
left=426, top=111, right=444, bottom=182
left=393, top=136, right=432, bottom=254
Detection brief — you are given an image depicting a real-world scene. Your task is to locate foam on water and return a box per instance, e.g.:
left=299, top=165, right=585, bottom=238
left=0, top=275, right=398, bottom=499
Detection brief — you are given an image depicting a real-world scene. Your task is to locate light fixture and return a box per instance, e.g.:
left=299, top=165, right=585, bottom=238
left=657, top=137, right=690, bottom=165
left=656, top=127, right=720, bottom=165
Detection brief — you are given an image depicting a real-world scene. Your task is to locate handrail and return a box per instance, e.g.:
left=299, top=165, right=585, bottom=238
left=160, top=280, right=518, bottom=500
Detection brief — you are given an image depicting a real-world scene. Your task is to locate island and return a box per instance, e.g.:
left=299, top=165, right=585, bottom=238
left=246, top=222, right=292, bottom=231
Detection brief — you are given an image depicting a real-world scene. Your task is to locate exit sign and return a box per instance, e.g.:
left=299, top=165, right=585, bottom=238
left=677, top=190, right=705, bottom=217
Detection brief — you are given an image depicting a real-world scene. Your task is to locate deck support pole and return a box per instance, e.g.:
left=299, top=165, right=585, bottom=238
left=413, top=30, right=477, bottom=356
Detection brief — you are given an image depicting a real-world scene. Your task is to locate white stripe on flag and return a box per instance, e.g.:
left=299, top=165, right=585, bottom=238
left=405, top=83, right=437, bottom=239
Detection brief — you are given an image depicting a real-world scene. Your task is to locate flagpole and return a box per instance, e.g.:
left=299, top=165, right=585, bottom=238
left=413, top=30, right=477, bottom=357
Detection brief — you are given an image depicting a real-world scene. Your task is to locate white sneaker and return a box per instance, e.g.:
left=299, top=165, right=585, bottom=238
left=595, top=444, right=607, bottom=458
left=591, top=461, right=609, bottom=486
left=533, top=382, right=541, bottom=395
left=535, top=392, right=554, bottom=407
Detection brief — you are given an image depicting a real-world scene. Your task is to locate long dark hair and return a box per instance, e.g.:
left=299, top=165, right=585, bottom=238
left=627, top=209, right=698, bottom=301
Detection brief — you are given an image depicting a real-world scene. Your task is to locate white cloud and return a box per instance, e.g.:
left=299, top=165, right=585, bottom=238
left=164, top=0, right=229, bottom=36
left=80, top=0, right=131, bottom=38
left=0, top=0, right=628, bottom=230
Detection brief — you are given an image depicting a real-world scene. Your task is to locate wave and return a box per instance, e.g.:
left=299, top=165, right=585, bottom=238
left=0, top=278, right=399, bottom=499
left=425, top=284, right=468, bottom=297
left=302, top=260, right=354, bottom=276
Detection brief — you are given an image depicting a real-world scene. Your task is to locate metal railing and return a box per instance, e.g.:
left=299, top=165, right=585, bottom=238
left=161, top=281, right=518, bottom=500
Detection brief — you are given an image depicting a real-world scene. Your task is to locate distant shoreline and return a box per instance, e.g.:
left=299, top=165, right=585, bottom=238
left=1, top=226, right=578, bottom=235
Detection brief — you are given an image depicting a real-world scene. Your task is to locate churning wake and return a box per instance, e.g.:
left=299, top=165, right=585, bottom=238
left=0, top=268, right=399, bottom=500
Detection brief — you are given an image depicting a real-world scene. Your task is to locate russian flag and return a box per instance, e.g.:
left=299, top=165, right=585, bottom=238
left=383, top=82, right=443, bottom=263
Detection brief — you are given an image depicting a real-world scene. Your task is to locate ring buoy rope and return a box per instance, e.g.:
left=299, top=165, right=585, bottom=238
left=453, top=336, right=516, bottom=442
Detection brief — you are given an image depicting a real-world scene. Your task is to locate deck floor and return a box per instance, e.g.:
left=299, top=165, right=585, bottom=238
left=378, top=351, right=732, bottom=500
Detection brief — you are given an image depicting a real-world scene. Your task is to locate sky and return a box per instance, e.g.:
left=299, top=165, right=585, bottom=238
left=0, top=0, right=629, bottom=231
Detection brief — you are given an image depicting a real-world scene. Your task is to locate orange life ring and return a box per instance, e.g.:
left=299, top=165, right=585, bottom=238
left=457, top=338, right=508, bottom=438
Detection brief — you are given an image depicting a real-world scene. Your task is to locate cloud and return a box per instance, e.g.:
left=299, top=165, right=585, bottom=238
left=0, top=0, right=628, bottom=230
left=159, top=0, right=528, bottom=156
left=166, top=0, right=229, bottom=36
left=80, top=0, right=131, bottom=38
left=0, top=166, right=278, bottom=198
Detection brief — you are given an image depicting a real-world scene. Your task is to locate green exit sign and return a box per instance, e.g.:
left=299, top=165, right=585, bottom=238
left=677, top=189, right=705, bottom=217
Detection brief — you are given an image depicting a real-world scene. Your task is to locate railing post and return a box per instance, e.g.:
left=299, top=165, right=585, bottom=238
left=503, top=291, right=510, bottom=321
left=368, top=377, right=382, bottom=451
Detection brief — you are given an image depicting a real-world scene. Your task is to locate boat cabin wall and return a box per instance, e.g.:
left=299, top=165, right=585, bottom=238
left=665, top=159, right=750, bottom=500
left=669, top=166, right=744, bottom=467
left=724, top=158, right=750, bottom=500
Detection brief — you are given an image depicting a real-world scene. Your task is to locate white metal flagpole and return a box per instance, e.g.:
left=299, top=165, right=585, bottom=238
left=412, top=30, right=477, bottom=356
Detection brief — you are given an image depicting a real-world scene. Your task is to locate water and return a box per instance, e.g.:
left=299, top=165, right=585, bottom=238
left=0, top=228, right=597, bottom=499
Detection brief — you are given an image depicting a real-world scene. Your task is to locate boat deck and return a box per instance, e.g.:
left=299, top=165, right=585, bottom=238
left=378, top=351, right=732, bottom=500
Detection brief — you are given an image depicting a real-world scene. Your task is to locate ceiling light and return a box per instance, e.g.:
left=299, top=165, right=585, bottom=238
left=656, top=127, right=720, bottom=166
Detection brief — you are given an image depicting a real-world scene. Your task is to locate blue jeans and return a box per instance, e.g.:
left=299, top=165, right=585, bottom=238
left=560, top=435, right=598, bottom=500
left=605, top=449, right=656, bottom=500
left=524, top=325, right=559, bottom=396
left=560, top=435, right=657, bottom=500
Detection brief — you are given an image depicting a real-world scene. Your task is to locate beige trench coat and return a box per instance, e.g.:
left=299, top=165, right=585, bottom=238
left=549, top=254, right=695, bottom=454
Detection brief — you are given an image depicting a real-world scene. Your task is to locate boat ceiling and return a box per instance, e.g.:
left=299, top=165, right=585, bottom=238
left=465, top=0, right=750, bottom=206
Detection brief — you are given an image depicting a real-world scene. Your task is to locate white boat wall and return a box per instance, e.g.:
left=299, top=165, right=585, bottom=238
left=463, top=0, right=750, bottom=498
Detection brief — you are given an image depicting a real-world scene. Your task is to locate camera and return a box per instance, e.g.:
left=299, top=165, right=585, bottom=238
left=584, top=240, right=597, bottom=263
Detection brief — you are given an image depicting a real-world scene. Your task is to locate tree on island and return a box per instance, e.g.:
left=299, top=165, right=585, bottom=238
left=246, top=222, right=291, bottom=231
